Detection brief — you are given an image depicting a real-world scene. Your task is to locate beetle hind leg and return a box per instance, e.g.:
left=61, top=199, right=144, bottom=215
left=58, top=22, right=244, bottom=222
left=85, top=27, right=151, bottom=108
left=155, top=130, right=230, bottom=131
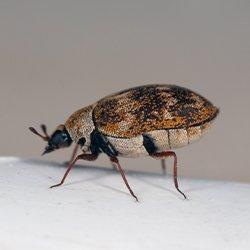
left=150, top=151, right=187, bottom=199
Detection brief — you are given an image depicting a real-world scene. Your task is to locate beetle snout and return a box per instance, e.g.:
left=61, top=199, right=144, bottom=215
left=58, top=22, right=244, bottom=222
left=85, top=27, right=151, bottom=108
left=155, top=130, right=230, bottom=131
left=42, top=143, right=55, bottom=155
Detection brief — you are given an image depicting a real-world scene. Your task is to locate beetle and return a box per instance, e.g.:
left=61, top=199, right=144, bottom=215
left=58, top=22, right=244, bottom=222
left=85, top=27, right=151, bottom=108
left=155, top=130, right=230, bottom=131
left=29, top=84, right=219, bottom=201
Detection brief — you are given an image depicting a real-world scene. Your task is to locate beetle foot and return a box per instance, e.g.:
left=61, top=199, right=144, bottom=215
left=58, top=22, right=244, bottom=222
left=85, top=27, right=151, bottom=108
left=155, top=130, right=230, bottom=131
left=50, top=183, right=62, bottom=188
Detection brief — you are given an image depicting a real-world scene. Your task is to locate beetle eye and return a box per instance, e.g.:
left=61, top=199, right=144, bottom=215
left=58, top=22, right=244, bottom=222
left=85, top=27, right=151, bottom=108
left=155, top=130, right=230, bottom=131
left=62, top=133, right=67, bottom=141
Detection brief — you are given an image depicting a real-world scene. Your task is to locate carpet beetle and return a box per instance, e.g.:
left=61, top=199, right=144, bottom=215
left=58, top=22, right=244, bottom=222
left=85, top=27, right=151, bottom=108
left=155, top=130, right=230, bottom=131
left=29, top=84, right=219, bottom=201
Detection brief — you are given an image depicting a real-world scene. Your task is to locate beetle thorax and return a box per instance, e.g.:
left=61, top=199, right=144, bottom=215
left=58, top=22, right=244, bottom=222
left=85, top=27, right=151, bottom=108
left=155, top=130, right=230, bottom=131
left=65, top=105, right=95, bottom=151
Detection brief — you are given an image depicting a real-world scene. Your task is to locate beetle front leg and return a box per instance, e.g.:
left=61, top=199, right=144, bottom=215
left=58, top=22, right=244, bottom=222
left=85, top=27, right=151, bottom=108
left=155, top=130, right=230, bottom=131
left=63, top=144, right=79, bottom=166
left=110, top=157, right=138, bottom=202
left=150, top=151, right=187, bottom=199
left=50, top=153, right=98, bottom=188
left=69, top=144, right=79, bottom=164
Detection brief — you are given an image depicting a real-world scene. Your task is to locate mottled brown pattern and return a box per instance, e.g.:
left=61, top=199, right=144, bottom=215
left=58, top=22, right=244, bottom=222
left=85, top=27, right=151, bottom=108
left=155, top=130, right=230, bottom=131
left=66, top=108, right=89, bottom=133
left=65, top=105, right=95, bottom=147
left=93, top=84, right=218, bottom=138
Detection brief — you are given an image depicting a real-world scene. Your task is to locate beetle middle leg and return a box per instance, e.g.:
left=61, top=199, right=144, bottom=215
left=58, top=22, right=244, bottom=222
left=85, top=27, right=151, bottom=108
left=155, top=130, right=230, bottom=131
left=110, top=156, right=138, bottom=202
left=50, top=153, right=98, bottom=188
left=150, top=151, right=187, bottom=199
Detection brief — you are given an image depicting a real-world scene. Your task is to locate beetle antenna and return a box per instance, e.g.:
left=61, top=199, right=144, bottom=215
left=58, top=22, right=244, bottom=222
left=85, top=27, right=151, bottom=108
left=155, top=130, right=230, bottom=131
left=40, top=124, right=50, bottom=138
left=29, top=126, right=50, bottom=141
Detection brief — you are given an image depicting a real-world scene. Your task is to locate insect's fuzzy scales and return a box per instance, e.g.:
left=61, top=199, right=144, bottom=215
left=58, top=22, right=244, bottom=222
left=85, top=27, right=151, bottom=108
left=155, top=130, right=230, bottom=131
left=29, top=84, right=219, bottom=201
left=66, top=105, right=95, bottom=153
left=65, top=84, right=218, bottom=157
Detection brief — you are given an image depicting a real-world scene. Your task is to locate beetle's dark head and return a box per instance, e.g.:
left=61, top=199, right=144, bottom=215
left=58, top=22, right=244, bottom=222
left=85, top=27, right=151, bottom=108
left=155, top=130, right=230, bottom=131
left=29, top=124, right=72, bottom=155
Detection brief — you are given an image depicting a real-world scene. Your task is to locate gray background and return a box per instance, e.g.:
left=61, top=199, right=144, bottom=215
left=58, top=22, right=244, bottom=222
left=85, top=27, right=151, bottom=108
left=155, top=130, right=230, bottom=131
left=0, top=0, right=249, bottom=182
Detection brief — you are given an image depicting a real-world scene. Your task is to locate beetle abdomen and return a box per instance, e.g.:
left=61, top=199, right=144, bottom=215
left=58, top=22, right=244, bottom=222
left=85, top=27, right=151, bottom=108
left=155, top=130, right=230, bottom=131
left=107, top=135, right=148, bottom=158
left=106, top=122, right=212, bottom=158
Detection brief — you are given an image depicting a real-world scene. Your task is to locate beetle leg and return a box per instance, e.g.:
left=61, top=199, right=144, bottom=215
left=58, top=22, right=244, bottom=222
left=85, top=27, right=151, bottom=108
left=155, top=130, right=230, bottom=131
left=161, top=159, right=167, bottom=175
left=63, top=144, right=79, bottom=166
left=150, top=151, right=187, bottom=199
left=110, top=156, right=138, bottom=202
left=50, top=153, right=98, bottom=188
left=69, top=144, right=79, bottom=163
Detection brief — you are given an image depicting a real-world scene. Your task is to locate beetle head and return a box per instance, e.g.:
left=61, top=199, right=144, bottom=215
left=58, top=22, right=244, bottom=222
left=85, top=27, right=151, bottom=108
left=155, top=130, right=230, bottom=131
left=29, top=124, right=72, bottom=155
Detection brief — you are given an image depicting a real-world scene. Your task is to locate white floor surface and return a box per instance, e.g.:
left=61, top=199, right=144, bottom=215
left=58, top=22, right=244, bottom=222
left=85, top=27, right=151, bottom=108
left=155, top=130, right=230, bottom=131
left=0, top=157, right=249, bottom=250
